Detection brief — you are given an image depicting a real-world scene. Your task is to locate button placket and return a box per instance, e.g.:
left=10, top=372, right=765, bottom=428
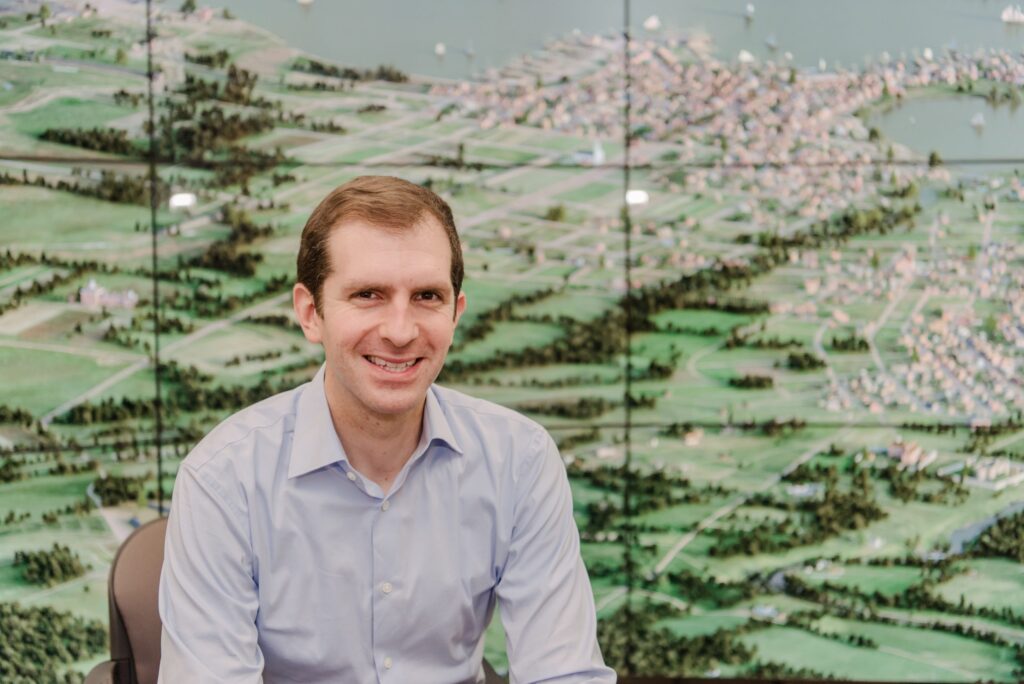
left=371, top=483, right=401, bottom=680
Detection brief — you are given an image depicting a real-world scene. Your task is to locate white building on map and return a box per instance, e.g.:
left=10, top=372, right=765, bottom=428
left=938, top=456, right=1024, bottom=491
left=884, top=438, right=937, bottom=471
left=79, top=279, right=138, bottom=311
left=683, top=427, right=704, bottom=447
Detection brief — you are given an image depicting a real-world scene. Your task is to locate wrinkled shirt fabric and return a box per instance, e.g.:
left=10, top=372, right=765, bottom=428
left=158, top=365, right=615, bottom=683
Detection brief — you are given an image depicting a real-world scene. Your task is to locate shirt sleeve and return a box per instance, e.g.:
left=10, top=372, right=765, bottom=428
left=495, top=430, right=617, bottom=684
left=158, top=461, right=264, bottom=684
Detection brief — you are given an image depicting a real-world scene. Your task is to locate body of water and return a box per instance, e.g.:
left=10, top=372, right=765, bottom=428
left=218, top=0, right=1024, bottom=158
left=874, top=94, right=1024, bottom=165
left=218, top=0, right=1024, bottom=78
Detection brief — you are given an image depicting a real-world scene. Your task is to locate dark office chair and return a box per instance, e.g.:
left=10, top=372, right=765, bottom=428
left=84, top=516, right=507, bottom=684
left=86, top=516, right=166, bottom=684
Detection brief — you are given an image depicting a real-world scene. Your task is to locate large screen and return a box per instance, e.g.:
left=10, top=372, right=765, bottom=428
left=2, top=0, right=1023, bottom=681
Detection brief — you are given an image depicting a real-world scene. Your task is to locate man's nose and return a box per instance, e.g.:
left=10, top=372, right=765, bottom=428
left=378, top=301, right=418, bottom=347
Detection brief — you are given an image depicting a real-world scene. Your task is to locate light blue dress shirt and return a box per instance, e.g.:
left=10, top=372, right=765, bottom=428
left=158, top=365, right=615, bottom=683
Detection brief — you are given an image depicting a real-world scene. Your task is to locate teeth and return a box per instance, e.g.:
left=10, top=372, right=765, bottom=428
left=368, top=356, right=416, bottom=372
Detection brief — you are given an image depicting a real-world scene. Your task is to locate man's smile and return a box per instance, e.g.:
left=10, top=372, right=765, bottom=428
left=364, top=355, right=422, bottom=373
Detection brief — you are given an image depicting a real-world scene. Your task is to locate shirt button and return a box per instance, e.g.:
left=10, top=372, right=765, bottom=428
left=346, top=471, right=357, bottom=481
left=383, top=656, right=393, bottom=669
left=381, top=581, right=393, bottom=595
left=381, top=500, right=390, bottom=511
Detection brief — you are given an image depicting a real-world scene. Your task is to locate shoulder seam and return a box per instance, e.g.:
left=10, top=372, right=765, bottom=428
left=188, top=411, right=292, bottom=473
left=435, top=386, right=543, bottom=431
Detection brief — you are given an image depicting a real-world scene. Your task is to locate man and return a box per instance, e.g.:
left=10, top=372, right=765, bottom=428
left=158, top=176, right=615, bottom=683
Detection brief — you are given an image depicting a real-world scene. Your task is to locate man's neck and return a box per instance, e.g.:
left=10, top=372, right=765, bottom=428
left=324, top=392, right=424, bottom=494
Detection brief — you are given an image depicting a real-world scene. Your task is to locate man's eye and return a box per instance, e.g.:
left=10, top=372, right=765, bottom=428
left=354, top=291, right=376, bottom=299
left=418, top=291, right=441, bottom=301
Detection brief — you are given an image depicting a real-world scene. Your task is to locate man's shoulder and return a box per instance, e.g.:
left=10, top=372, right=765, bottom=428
left=182, top=382, right=304, bottom=474
left=432, top=384, right=546, bottom=437
left=430, top=384, right=558, bottom=481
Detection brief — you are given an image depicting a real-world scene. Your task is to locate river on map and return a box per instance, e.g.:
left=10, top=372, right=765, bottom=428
left=948, top=500, right=1024, bottom=554
left=218, top=0, right=1024, bottom=160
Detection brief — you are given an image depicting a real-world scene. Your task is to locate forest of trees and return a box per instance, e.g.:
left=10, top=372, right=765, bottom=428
left=185, top=49, right=230, bottom=68
left=783, top=351, right=827, bottom=371
left=712, top=469, right=885, bottom=556
left=0, top=169, right=168, bottom=207
left=971, top=510, right=1024, bottom=562
left=91, top=474, right=148, bottom=506
left=186, top=205, right=274, bottom=277
left=0, top=601, right=106, bottom=683
left=597, top=602, right=756, bottom=676
left=829, top=332, right=870, bottom=352
left=40, top=127, right=135, bottom=155
left=291, top=57, right=408, bottom=83
left=13, top=544, right=89, bottom=586
left=728, top=374, right=774, bottom=389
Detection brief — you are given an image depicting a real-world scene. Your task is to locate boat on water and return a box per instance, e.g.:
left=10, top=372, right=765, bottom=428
left=971, top=112, right=986, bottom=128
left=745, top=3, right=755, bottom=20
left=297, top=0, right=314, bottom=6
left=643, top=14, right=661, bottom=31
left=764, top=34, right=778, bottom=50
left=434, top=42, right=446, bottom=57
left=1001, top=5, right=1024, bottom=23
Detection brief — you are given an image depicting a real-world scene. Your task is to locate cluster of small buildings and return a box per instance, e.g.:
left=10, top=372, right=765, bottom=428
left=872, top=46, right=1024, bottom=99
left=820, top=204, right=1024, bottom=421
left=432, top=32, right=971, bottom=236
left=881, top=438, right=937, bottom=471
left=77, top=279, right=138, bottom=311
left=435, top=31, right=1024, bottom=302
left=826, top=368, right=903, bottom=414
left=833, top=436, right=1024, bottom=491
left=827, top=301, right=1023, bottom=419
left=937, top=455, right=1024, bottom=491
left=898, top=304, right=1022, bottom=418
left=786, top=482, right=824, bottom=499
left=809, top=246, right=917, bottom=304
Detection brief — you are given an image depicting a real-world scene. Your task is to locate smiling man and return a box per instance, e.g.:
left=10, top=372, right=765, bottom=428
left=158, top=176, right=615, bottom=683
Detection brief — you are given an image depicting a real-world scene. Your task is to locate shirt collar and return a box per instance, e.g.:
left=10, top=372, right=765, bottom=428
left=287, top=365, right=463, bottom=479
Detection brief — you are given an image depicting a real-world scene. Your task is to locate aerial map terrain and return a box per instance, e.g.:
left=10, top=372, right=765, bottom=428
left=1, top=0, right=1024, bottom=680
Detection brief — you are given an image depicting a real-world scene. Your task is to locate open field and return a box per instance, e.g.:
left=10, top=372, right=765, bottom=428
left=8, top=96, right=132, bottom=138
left=740, top=624, right=1008, bottom=681
left=0, top=186, right=150, bottom=253
left=0, top=345, right=131, bottom=414
left=934, top=559, right=1024, bottom=615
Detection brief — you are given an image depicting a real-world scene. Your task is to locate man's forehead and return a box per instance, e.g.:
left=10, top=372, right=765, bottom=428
left=330, top=213, right=445, bottom=238
left=324, top=218, right=452, bottom=285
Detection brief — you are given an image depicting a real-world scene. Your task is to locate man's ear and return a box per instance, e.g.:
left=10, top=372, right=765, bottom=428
left=293, top=283, right=323, bottom=344
left=453, top=291, right=467, bottom=325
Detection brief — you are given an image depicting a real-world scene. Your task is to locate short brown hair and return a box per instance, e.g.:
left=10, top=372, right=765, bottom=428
left=297, top=176, right=464, bottom=315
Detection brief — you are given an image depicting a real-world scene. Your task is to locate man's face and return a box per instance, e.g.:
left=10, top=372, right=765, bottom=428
left=294, top=217, right=466, bottom=425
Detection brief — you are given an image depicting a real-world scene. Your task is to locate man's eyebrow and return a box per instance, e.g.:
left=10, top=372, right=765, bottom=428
left=340, top=281, right=451, bottom=293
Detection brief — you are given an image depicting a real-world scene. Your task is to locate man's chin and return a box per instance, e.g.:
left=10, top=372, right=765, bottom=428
left=361, top=390, right=426, bottom=418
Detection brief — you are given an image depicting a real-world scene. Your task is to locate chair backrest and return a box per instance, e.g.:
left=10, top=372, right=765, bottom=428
left=106, top=516, right=507, bottom=683
left=108, top=516, right=167, bottom=684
